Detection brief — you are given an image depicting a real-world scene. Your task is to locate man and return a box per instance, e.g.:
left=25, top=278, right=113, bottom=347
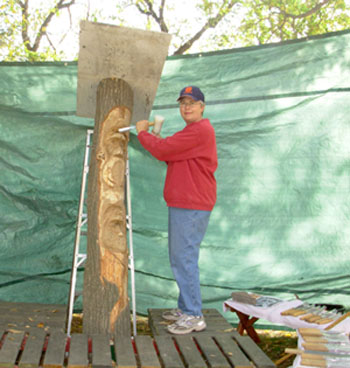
left=136, top=86, right=217, bottom=334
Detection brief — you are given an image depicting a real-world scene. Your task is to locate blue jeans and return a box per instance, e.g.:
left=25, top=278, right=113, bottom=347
left=168, top=207, right=211, bottom=316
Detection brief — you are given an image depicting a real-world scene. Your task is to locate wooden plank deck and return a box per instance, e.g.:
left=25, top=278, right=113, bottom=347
left=0, top=301, right=66, bottom=332
left=148, top=308, right=276, bottom=368
left=0, top=302, right=276, bottom=368
left=0, top=328, right=276, bottom=368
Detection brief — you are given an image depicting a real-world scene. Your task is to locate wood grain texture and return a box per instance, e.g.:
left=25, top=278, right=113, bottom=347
left=83, top=78, right=133, bottom=337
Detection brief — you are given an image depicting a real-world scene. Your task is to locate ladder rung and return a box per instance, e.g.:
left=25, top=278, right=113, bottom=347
left=76, top=255, right=87, bottom=268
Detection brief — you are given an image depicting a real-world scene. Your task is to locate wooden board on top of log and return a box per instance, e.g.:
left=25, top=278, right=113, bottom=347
left=76, top=20, right=171, bottom=122
left=83, top=77, right=133, bottom=337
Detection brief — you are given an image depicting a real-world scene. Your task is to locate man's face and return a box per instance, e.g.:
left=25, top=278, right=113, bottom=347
left=179, top=97, right=205, bottom=125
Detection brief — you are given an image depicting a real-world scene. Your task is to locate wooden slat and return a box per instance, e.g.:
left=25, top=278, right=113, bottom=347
left=19, top=329, right=46, bottom=368
left=135, top=335, right=161, bottom=368
left=67, top=334, right=89, bottom=368
left=0, top=301, right=66, bottom=312
left=174, top=336, right=206, bottom=368
left=114, top=337, right=137, bottom=368
left=0, top=314, right=64, bottom=323
left=0, top=320, right=64, bottom=331
left=214, top=334, right=252, bottom=368
left=0, top=330, right=25, bottom=368
left=91, top=334, right=113, bottom=368
left=154, top=336, right=184, bottom=368
left=233, top=334, right=276, bottom=368
left=0, top=326, right=8, bottom=334
left=43, top=330, right=67, bottom=368
left=194, top=335, right=230, bottom=368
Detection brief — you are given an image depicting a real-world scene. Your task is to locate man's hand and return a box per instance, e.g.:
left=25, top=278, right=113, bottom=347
left=136, top=120, right=149, bottom=133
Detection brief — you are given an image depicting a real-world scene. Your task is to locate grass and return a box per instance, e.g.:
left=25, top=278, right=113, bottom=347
left=71, top=314, right=298, bottom=367
left=257, top=329, right=297, bottom=368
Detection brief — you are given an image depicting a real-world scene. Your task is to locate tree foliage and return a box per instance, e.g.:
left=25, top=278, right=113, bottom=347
left=1, top=0, right=350, bottom=61
left=123, top=0, right=350, bottom=51
left=236, top=0, right=350, bottom=46
left=0, top=0, right=76, bottom=61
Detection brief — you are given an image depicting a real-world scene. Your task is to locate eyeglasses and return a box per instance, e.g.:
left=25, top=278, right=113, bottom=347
left=179, top=101, right=202, bottom=107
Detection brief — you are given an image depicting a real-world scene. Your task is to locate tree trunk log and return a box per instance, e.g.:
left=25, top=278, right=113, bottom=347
left=83, top=77, right=133, bottom=337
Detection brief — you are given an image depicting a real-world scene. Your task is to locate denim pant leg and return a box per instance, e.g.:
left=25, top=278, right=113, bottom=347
left=168, top=207, right=211, bottom=316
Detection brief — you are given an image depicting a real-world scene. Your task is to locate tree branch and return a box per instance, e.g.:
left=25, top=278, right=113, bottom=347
left=158, top=0, right=168, bottom=32
left=135, top=0, right=168, bottom=32
left=270, top=0, right=333, bottom=19
left=46, top=32, right=56, bottom=51
left=18, top=0, right=30, bottom=49
left=18, top=0, right=75, bottom=52
left=174, top=0, right=238, bottom=55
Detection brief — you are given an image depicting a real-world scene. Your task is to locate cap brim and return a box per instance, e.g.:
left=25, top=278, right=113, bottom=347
left=176, top=94, right=199, bottom=102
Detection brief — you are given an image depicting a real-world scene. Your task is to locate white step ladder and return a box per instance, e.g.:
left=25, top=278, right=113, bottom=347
left=66, top=129, right=137, bottom=336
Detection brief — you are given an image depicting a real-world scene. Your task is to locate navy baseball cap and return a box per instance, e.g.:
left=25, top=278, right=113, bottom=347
left=177, top=86, right=205, bottom=102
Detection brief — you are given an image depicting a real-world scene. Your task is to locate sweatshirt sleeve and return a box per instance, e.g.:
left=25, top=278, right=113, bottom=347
left=137, top=123, right=204, bottom=162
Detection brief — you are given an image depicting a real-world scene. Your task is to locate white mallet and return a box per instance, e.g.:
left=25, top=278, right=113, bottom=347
left=118, top=115, right=165, bottom=133
left=151, top=115, right=165, bottom=135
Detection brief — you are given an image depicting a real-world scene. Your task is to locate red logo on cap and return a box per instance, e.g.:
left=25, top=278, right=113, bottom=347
left=184, top=87, right=192, bottom=93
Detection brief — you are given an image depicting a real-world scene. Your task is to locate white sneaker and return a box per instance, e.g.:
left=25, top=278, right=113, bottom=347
left=167, top=314, right=206, bottom=335
left=162, top=308, right=184, bottom=321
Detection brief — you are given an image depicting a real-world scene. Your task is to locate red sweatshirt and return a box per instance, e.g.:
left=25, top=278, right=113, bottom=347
left=137, top=118, right=217, bottom=211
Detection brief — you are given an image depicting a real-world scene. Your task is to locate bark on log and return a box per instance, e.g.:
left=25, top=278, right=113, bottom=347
left=83, top=77, right=133, bottom=336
